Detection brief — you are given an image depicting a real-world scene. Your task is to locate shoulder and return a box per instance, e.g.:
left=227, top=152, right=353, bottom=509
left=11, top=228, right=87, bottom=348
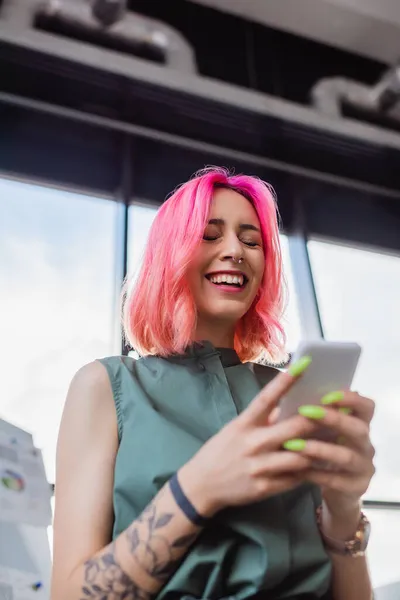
left=71, top=359, right=111, bottom=388
left=58, top=361, right=119, bottom=467
left=93, top=355, right=160, bottom=441
left=62, top=361, right=116, bottom=432
left=97, top=354, right=136, bottom=372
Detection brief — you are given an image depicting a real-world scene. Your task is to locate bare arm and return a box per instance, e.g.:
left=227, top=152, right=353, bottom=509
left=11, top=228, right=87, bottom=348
left=330, top=553, right=372, bottom=600
left=50, top=362, right=205, bottom=600
left=322, top=508, right=373, bottom=600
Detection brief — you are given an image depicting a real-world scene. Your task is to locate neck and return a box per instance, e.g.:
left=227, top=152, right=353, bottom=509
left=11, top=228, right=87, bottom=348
left=194, top=320, right=236, bottom=349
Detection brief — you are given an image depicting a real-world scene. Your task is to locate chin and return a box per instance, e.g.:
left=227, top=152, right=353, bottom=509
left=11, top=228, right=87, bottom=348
left=204, top=304, right=249, bottom=323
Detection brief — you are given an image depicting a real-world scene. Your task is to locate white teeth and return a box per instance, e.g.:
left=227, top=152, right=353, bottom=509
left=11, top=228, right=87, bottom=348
left=208, top=274, right=245, bottom=286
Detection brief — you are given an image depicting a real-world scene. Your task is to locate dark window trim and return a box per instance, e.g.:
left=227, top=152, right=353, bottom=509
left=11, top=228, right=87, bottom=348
left=1, top=91, right=400, bottom=203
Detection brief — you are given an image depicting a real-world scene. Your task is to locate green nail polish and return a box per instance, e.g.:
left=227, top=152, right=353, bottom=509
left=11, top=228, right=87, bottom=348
left=298, top=405, right=326, bottom=420
left=288, top=355, right=312, bottom=377
left=283, top=439, right=306, bottom=452
left=339, top=407, right=352, bottom=415
left=321, top=391, right=344, bottom=405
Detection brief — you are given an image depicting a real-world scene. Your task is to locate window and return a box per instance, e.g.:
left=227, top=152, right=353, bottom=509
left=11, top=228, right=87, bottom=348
left=308, top=239, right=400, bottom=501
left=365, top=508, right=400, bottom=590
left=0, top=178, right=120, bottom=482
left=127, top=203, right=301, bottom=353
left=127, top=203, right=158, bottom=275
left=280, top=235, right=302, bottom=352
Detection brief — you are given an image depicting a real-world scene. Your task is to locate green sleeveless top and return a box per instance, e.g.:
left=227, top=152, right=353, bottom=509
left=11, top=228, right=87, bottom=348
left=98, top=342, right=332, bottom=600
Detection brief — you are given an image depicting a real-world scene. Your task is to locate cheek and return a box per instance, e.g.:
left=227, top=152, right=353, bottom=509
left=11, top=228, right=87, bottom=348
left=185, top=252, right=202, bottom=283
left=185, top=263, right=206, bottom=300
left=188, top=247, right=208, bottom=275
left=253, top=254, right=265, bottom=285
left=186, top=270, right=201, bottom=296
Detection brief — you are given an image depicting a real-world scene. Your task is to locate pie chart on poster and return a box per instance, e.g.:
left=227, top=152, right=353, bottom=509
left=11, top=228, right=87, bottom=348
left=1, top=469, right=25, bottom=492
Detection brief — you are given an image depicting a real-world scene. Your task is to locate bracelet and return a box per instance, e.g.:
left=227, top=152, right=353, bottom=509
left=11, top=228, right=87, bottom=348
left=169, top=473, right=209, bottom=527
left=316, top=505, right=371, bottom=557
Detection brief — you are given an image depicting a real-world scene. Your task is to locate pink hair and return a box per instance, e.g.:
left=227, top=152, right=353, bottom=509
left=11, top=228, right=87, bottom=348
left=122, top=167, right=287, bottom=363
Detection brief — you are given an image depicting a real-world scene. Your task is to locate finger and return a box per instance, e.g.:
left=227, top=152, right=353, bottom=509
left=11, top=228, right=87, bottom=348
left=267, top=406, right=280, bottom=426
left=302, top=469, right=373, bottom=496
left=298, top=405, right=371, bottom=452
left=242, top=356, right=312, bottom=425
left=257, top=474, right=305, bottom=498
left=321, top=391, right=375, bottom=425
left=250, top=450, right=312, bottom=476
left=246, top=415, right=319, bottom=453
left=302, top=469, right=352, bottom=491
left=296, top=439, right=366, bottom=473
left=262, top=414, right=320, bottom=450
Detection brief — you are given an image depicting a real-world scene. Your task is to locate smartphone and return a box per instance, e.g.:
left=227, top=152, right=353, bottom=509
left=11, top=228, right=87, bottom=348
left=278, top=340, right=362, bottom=441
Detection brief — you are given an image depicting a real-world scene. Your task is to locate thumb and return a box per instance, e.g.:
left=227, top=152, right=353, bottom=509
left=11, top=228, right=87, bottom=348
left=242, top=356, right=312, bottom=426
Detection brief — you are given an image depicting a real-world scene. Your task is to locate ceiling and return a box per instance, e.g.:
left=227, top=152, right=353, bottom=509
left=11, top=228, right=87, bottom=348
left=190, top=0, right=400, bottom=65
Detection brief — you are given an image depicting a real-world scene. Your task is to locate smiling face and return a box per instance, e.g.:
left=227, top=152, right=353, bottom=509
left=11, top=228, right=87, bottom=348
left=186, top=187, right=265, bottom=336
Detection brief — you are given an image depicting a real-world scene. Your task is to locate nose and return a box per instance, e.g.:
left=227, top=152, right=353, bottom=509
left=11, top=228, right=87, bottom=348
left=219, top=231, right=243, bottom=263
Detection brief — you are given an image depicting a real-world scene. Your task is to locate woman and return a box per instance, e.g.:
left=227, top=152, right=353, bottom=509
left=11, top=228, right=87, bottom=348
left=51, top=168, right=375, bottom=600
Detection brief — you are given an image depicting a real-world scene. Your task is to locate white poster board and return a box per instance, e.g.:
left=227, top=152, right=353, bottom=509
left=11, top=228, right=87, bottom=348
left=0, top=419, right=52, bottom=600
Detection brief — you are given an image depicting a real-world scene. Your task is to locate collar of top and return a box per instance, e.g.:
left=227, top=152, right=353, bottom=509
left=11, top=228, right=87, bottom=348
left=178, top=340, right=242, bottom=367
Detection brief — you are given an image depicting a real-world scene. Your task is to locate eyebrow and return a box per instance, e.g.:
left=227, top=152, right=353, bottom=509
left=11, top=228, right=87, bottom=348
left=208, top=218, right=261, bottom=233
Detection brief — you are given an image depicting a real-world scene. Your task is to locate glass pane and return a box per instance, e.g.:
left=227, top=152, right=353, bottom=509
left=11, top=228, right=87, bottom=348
left=127, top=203, right=158, bottom=275
left=308, top=239, right=400, bottom=501
left=280, top=235, right=301, bottom=353
left=0, top=178, right=119, bottom=482
left=364, top=508, right=400, bottom=591
left=127, top=204, right=301, bottom=353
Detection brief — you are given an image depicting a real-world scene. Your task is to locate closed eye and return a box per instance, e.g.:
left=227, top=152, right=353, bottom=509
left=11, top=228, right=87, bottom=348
left=242, top=240, right=259, bottom=247
left=203, top=236, right=260, bottom=247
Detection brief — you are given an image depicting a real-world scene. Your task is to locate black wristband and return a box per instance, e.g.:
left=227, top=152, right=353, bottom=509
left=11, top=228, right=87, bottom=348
left=169, top=473, right=209, bottom=527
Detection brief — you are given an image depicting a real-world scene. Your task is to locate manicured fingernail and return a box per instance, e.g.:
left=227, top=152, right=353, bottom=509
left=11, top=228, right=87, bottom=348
left=288, top=356, right=312, bottom=377
left=339, top=407, right=352, bottom=415
left=283, top=439, right=306, bottom=452
left=321, top=391, right=344, bottom=405
left=298, top=405, right=326, bottom=420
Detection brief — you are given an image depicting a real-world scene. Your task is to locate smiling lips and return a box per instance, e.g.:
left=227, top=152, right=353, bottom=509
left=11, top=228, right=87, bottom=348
left=205, top=270, right=248, bottom=291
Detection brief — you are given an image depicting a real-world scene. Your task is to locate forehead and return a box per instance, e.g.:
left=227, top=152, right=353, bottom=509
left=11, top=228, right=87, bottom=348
left=209, top=187, right=260, bottom=225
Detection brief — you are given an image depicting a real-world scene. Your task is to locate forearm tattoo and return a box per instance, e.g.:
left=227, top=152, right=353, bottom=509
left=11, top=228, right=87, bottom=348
left=127, top=503, right=197, bottom=581
left=81, top=498, right=197, bottom=599
left=82, top=545, right=151, bottom=600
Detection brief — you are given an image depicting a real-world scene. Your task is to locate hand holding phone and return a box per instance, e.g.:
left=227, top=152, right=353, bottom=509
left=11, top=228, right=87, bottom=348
left=277, top=340, right=361, bottom=442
